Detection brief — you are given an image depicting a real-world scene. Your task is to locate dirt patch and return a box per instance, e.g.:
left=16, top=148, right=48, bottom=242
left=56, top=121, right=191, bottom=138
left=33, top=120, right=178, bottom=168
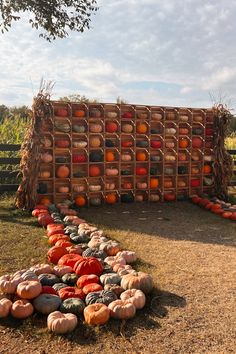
left=0, top=198, right=236, bottom=354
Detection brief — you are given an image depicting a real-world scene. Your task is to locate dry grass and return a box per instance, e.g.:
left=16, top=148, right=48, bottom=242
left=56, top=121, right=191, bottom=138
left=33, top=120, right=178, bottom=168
left=0, top=196, right=236, bottom=354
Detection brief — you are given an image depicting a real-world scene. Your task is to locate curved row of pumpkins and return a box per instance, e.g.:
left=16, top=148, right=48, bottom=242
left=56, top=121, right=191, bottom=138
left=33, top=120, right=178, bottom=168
left=0, top=202, right=153, bottom=334
left=191, top=195, right=236, bottom=220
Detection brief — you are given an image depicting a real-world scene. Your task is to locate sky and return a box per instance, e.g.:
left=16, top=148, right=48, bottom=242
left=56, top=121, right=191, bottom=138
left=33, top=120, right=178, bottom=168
left=0, top=0, right=236, bottom=110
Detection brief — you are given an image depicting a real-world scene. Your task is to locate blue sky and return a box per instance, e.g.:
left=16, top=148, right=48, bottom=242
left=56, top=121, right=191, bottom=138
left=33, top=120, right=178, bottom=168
left=0, top=0, right=236, bottom=110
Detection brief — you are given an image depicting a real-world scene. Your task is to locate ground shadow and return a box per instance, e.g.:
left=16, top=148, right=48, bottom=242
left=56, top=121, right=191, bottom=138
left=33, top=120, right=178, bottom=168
left=78, top=201, right=236, bottom=247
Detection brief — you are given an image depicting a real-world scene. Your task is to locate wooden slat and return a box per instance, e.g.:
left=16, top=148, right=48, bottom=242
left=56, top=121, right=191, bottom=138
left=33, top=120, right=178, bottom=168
left=0, top=157, right=20, bottom=164
left=0, top=184, right=18, bottom=192
left=0, top=170, right=19, bottom=178
left=0, top=144, right=21, bottom=151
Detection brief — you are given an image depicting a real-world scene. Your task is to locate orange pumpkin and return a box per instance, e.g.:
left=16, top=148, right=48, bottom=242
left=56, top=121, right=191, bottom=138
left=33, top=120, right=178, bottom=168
left=56, top=165, right=70, bottom=178
left=179, top=128, right=189, bottom=135
left=150, top=178, right=159, bottom=189
left=136, top=152, right=147, bottom=161
left=203, top=165, right=212, bottom=174
left=106, top=151, right=115, bottom=162
left=106, top=122, right=118, bottom=133
left=89, top=166, right=101, bottom=177
left=56, top=108, right=68, bottom=117
left=89, top=137, right=101, bottom=148
left=164, top=178, right=173, bottom=188
left=39, top=197, right=51, bottom=206
left=105, top=193, right=117, bottom=204
left=74, top=110, right=85, bottom=117
left=75, top=196, right=86, bottom=207
left=179, top=138, right=189, bottom=149
left=164, top=193, right=175, bottom=201
left=192, top=137, right=203, bottom=148
left=136, top=123, right=148, bottom=134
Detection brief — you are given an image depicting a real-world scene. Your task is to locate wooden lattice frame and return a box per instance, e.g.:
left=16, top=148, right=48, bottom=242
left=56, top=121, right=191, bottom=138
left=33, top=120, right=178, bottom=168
left=15, top=93, right=234, bottom=210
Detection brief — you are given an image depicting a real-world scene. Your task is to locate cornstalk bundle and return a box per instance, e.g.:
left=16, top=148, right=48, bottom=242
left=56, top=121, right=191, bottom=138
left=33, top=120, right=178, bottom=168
left=213, top=104, right=233, bottom=200
left=15, top=89, right=53, bottom=210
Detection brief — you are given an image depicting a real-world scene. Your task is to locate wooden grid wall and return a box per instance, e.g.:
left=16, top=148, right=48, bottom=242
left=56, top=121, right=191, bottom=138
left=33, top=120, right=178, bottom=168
left=37, top=102, right=215, bottom=205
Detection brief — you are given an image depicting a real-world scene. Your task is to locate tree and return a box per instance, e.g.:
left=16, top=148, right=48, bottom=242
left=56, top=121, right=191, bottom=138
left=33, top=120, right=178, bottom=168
left=59, top=94, right=98, bottom=103
left=0, top=0, right=98, bottom=41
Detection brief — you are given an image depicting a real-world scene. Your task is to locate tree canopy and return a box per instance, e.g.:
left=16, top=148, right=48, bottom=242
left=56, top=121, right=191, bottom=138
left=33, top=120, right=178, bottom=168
left=0, top=0, right=98, bottom=41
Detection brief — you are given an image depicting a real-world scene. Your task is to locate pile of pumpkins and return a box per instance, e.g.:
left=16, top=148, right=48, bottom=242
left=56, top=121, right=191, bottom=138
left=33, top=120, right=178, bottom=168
left=191, top=195, right=236, bottom=220
left=0, top=202, right=153, bottom=335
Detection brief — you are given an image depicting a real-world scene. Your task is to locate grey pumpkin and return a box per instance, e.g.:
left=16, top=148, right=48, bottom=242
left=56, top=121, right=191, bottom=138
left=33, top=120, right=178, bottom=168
left=100, top=273, right=121, bottom=286
left=85, top=290, right=117, bottom=306
left=82, top=248, right=107, bottom=260
left=33, top=294, right=61, bottom=315
left=70, top=232, right=90, bottom=244
left=60, top=297, right=85, bottom=316
left=52, top=282, right=68, bottom=292
left=38, top=273, right=60, bottom=286
left=61, top=273, right=78, bottom=286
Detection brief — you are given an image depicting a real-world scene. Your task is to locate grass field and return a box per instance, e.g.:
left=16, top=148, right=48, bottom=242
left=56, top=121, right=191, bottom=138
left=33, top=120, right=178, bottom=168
left=0, top=196, right=236, bottom=354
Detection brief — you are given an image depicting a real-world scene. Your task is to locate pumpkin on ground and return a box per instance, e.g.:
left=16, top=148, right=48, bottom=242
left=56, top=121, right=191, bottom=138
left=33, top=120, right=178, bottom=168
left=121, top=272, right=153, bottom=294
left=58, top=286, right=85, bottom=301
left=47, top=246, right=68, bottom=264
left=0, top=274, right=22, bottom=294
left=53, top=265, right=73, bottom=277
left=0, top=298, right=12, bottom=318
left=73, top=257, right=103, bottom=276
left=47, top=311, right=78, bottom=334
left=104, top=284, right=125, bottom=297
left=11, top=299, right=34, bottom=319
left=41, top=286, right=58, bottom=295
left=83, top=283, right=103, bottom=295
left=30, top=264, right=54, bottom=275
left=82, top=248, right=107, bottom=259
left=16, top=280, right=42, bottom=299
left=85, top=290, right=117, bottom=306
left=116, top=251, right=137, bottom=264
left=100, top=273, right=121, bottom=286
left=108, top=299, right=136, bottom=320
left=60, top=297, right=85, bottom=316
left=57, top=253, right=83, bottom=268
left=38, top=273, right=61, bottom=287
left=84, top=303, right=110, bottom=325
left=99, top=241, right=121, bottom=256
left=33, top=294, right=62, bottom=315
left=76, top=274, right=99, bottom=289
left=61, top=273, right=78, bottom=286
left=120, top=289, right=146, bottom=309
left=52, top=283, right=68, bottom=293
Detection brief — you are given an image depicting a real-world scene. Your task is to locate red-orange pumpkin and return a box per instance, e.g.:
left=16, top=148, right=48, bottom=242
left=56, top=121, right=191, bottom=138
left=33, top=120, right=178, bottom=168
left=55, top=240, right=73, bottom=248
left=73, top=257, right=103, bottom=276
left=192, top=137, right=203, bottom=148
left=136, top=167, right=147, bottom=175
left=47, top=246, right=68, bottom=264
left=56, top=165, right=70, bottom=178
left=58, top=287, right=85, bottom=301
left=77, top=274, right=99, bottom=289
left=32, top=209, right=48, bottom=218
left=48, top=234, right=70, bottom=245
left=106, top=122, right=118, bottom=133
left=38, top=214, right=54, bottom=227
left=89, top=166, right=101, bottom=177
left=56, top=108, right=68, bottom=117
left=58, top=253, right=83, bottom=268
left=74, top=195, right=87, bottom=207
left=105, top=193, right=117, bottom=204
left=83, top=283, right=103, bottom=295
